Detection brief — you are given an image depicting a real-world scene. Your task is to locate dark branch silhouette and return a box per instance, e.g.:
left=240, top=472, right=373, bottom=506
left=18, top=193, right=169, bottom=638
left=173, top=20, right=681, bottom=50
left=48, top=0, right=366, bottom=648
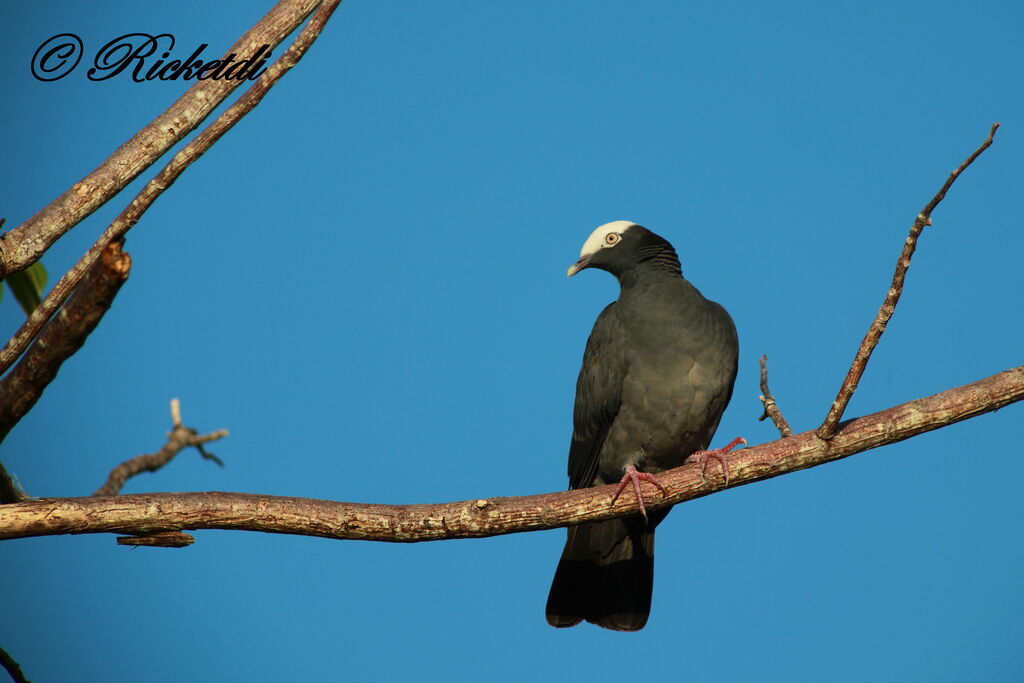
left=0, top=646, right=29, bottom=683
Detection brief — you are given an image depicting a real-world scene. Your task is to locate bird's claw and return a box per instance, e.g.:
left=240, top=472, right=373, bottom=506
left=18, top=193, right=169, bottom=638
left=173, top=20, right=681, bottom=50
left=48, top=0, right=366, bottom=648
left=691, top=436, right=747, bottom=487
left=610, top=465, right=667, bottom=523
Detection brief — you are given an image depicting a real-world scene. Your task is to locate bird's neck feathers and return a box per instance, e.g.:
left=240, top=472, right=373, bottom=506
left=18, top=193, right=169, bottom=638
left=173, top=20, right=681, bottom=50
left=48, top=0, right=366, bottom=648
left=636, top=241, right=682, bottom=276
left=615, top=239, right=683, bottom=288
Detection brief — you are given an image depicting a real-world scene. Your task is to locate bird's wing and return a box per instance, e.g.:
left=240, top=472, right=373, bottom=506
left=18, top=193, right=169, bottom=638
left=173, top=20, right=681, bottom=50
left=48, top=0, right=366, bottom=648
left=568, top=303, right=627, bottom=490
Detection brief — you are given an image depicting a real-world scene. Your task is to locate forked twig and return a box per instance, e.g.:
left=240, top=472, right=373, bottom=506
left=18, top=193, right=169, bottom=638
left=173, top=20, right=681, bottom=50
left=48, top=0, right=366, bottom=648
left=93, top=399, right=228, bottom=496
left=758, top=354, right=792, bottom=437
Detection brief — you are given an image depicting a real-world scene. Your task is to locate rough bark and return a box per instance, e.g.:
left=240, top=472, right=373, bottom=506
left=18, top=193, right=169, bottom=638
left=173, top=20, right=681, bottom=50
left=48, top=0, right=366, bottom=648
left=0, top=241, right=131, bottom=445
left=2, top=366, right=1020, bottom=544
left=0, top=0, right=343, bottom=378
left=0, top=0, right=321, bottom=278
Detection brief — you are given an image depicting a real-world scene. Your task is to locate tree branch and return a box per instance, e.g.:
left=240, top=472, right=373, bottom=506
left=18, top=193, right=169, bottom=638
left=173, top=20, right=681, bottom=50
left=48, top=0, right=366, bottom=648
left=0, top=646, right=29, bottom=683
left=0, top=241, right=131, bottom=445
left=2, top=366, right=1020, bottom=543
left=93, top=399, right=228, bottom=497
left=817, top=123, right=1000, bottom=440
left=757, top=354, right=792, bottom=437
left=0, top=0, right=343, bottom=378
left=0, top=0, right=321, bottom=279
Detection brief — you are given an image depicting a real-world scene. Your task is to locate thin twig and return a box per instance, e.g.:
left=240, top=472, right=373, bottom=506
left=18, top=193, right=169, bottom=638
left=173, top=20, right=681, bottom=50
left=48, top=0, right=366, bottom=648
left=816, top=123, right=1000, bottom=440
left=0, top=0, right=322, bottom=279
left=170, top=398, right=183, bottom=427
left=757, top=354, right=792, bottom=437
left=0, top=0, right=344, bottom=377
left=0, top=241, right=131, bottom=445
left=93, top=400, right=228, bottom=497
left=3, top=366, right=1021, bottom=544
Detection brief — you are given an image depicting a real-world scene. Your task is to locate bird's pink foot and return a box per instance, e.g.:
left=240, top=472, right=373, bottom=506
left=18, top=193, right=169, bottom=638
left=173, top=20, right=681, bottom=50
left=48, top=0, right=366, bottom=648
left=610, top=465, right=667, bottom=523
left=690, top=436, right=747, bottom=486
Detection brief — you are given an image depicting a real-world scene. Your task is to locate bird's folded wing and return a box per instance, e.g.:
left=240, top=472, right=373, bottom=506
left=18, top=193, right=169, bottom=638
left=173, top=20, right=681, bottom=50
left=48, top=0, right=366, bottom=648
left=568, top=302, right=626, bottom=490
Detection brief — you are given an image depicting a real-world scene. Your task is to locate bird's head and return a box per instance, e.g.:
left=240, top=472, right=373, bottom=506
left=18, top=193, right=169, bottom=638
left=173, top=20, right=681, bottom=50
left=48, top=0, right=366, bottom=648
left=567, top=221, right=680, bottom=278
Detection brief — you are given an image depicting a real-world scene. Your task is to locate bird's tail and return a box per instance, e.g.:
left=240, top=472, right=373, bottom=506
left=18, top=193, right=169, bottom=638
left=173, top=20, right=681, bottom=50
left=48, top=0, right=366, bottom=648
left=545, top=513, right=663, bottom=631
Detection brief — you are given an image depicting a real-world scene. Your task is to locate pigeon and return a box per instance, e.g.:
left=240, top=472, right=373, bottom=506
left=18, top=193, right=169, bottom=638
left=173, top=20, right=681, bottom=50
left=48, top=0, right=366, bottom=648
left=545, top=220, right=741, bottom=631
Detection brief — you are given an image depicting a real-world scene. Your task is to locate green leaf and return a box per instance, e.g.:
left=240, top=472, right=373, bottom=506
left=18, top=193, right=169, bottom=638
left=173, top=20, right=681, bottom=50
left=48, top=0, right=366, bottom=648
left=7, top=261, right=48, bottom=316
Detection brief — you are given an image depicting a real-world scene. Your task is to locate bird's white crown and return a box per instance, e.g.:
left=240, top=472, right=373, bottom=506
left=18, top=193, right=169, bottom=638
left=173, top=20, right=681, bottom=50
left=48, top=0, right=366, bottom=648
left=578, top=220, right=637, bottom=259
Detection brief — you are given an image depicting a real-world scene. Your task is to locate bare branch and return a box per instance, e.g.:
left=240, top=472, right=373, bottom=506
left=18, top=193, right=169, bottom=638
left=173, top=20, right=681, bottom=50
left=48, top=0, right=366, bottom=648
left=0, top=0, right=344, bottom=377
left=93, top=400, right=228, bottom=497
left=2, top=366, right=1020, bottom=543
left=817, top=123, right=1000, bottom=440
left=757, top=354, right=792, bottom=437
left=0, top=0, right=321, bottom=279
left=0, top=241, right=131, bottom=444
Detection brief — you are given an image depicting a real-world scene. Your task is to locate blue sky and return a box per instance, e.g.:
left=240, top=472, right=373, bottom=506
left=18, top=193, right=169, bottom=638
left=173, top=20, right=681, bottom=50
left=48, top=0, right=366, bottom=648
left=2, top=1, right=1022, bottom=681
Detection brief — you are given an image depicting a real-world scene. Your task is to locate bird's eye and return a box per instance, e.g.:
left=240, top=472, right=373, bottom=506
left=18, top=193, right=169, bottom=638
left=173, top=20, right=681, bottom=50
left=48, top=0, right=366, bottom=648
left=604, top=233, right=621, bottom=246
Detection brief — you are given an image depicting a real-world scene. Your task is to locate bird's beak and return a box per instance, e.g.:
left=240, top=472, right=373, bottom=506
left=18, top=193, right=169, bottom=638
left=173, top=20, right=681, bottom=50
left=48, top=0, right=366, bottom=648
left=567, top=256, right=590, bottom=277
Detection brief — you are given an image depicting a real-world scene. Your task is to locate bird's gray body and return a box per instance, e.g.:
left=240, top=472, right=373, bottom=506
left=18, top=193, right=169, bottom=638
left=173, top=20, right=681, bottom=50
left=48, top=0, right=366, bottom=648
left=547, top=222, right=738, bottom=631
left=570, top=270, right=737, bottom=489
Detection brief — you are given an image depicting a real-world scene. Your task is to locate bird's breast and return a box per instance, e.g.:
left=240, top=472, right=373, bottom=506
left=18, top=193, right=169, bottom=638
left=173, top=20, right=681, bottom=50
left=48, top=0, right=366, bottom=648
left=597, top=289, right=737, bottom=479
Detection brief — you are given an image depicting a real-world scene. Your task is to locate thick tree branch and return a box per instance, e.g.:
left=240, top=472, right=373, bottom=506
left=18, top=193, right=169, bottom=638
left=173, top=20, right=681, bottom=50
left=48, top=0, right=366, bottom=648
left=0, top=0, right=343, bottom=377
left=93, top=399, right=228, bottom=496
left=0, top=241, right=130, bottom=444
left=2, top=366, right=1020, bottom=543
left=0, top=0, right=321, bottom=279
left=757, top=354, right=792, bottom=437
left=817, top=123, right=1000, bottom=440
